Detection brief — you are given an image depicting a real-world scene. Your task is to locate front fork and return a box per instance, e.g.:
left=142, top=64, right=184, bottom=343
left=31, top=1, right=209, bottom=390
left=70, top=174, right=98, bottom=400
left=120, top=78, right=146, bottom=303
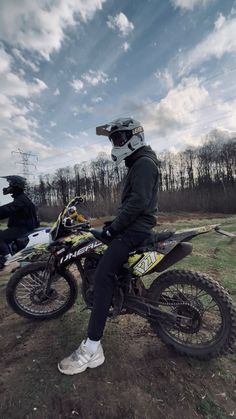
left=44, top=255, right=57, bottom=294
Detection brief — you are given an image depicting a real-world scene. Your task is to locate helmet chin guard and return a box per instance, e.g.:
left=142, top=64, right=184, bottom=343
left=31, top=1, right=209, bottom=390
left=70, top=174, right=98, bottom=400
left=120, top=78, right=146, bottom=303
left=1, top=175, right=27, bottom=195
left=111, top=133, right=145, bottom=165
left=96, top=117, right=146, bottom=165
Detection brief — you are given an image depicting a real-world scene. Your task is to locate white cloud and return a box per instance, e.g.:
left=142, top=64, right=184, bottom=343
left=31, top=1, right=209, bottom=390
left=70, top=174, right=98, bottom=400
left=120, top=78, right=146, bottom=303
left=12, top=49, right=39, bottom=72
left=179, top=13, right=236, bottom=75
left=53, top=88, right=60, bottom=96
left=70, top=79, right=84, bottom=92
left=138, top=77, right=209, bottom=137
left=171, top=0, right=212, bottom=11
left=0, top=47, right=12, bottom=74
left=82, top=70, right=110, bottom=86
left=0, top=47, right=47, bottom=99
left=37, top=141, right=112, bottom=175
left=122, top=42, right=130, bottom=52
left=65, top=131, right=89, bottom=139
left=154, top=69, right=174, bottom=90
left=204, top=127, right=236, bottom=143
left=0, top=129, right=55, bottom=180
left=71, top=104, right=94, bottom=115
left=133, top=75, right=236, bottom=152
left=91, top=96, right=103, bottom=103
left=50, top=121, right=57, bottom=127
left=71, top=106, right=80, bottom=116
left=214, top=13, right=226, bottom=30
left=211, top=80, right=222, bottom=88
left=0, top=0, right=107, bottom=60
left=82, top=104, right=94, bottom=113
left=0, top=45, right=48, bottom=173
left=11, top=115, right=38, bottom=132
left=0, top=73, right=47, bottom=98
left=107, top=12, right=134, bottom=37
left=0, top=47, right=47, bottom=103
left=64, top=132, right=79, bottom=140
left=0, top=94, right=28, bottom=121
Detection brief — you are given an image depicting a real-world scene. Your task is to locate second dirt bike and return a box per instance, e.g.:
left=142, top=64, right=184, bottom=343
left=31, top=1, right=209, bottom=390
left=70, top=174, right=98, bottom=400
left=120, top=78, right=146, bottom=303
left=6, top=197, right=236, bottom=360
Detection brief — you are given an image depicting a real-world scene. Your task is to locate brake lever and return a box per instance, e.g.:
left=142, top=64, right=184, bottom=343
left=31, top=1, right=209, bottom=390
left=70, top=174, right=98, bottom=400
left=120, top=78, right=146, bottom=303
left=65, top=222, right=91, bottom=231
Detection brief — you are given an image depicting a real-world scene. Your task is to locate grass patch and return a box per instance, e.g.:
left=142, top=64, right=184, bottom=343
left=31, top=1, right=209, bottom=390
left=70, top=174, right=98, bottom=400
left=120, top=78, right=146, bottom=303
left=196, top=396, right=228, bottom=419
left=153, top=216, right=236, bottom=302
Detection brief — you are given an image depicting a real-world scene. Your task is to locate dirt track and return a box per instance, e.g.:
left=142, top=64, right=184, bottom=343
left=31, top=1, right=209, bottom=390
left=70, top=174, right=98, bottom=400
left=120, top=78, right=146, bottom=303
left=0, top=271, right=236, bottom=419
left=1, top=213, right=236, bottom=418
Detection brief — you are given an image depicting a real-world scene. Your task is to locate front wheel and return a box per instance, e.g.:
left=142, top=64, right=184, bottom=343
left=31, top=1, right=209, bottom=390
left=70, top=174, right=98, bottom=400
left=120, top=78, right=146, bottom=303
left=6, top=262, right=78, bottom=320
left=148, top=269, right=236, bottom=359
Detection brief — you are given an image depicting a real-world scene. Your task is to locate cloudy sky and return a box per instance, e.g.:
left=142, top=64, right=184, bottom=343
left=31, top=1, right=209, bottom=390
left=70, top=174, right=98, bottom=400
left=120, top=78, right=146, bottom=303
left=1, top=0, right=236, bottom=191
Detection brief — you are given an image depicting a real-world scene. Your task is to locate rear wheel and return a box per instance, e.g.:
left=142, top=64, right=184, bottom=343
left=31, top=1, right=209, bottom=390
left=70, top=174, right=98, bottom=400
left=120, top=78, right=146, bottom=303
left=148, top=269, right=236, bottom=359
left=6, top=262, right=78, bottom=320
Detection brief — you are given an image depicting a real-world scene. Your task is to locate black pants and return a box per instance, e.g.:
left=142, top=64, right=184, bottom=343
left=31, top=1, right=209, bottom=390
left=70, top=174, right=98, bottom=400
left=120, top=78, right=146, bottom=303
left=0, top=227, right=27, bottom=256
left=87, top=229, right=150, bottom=341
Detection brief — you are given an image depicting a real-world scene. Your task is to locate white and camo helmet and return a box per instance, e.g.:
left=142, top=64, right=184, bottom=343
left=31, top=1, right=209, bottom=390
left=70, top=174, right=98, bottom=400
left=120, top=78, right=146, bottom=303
left=96, top=117, right=146, bottom=165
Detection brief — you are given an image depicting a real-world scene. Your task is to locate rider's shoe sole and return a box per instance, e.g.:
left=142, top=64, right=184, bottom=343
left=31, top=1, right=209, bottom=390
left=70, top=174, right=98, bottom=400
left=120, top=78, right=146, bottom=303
left=57, top=356, right=105, bottom=375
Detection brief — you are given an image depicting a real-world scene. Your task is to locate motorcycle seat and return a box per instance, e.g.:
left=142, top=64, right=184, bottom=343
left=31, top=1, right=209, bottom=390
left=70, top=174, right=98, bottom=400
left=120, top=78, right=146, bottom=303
left=10, top=228, right=50, bottom=253
left=91, top=228, right=175, bottom=250
left=13, top=236, right=29, bottom=252
left=28, top=227, right=51, bottom=235
left=134, top=230, right=175, bottom=253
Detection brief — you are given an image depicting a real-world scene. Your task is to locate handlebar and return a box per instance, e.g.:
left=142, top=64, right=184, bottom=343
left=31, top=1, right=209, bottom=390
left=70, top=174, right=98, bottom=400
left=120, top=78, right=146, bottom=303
left=64, top=224, right=111, bottom=243
left=64, top=221, right=90, bottom=230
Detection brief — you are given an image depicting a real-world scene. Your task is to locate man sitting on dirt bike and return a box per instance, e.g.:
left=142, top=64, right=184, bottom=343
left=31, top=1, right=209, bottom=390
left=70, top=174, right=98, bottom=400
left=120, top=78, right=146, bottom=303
left=58, top=117, right=159, bottom=375
left=0, top=175, right=39, bottom=270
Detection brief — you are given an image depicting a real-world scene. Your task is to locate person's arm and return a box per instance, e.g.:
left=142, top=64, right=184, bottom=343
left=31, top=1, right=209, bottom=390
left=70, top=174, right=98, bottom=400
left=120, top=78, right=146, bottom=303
left=109, top=157, right=158, bottom=234
left=0, top=198, right=25, bottom=220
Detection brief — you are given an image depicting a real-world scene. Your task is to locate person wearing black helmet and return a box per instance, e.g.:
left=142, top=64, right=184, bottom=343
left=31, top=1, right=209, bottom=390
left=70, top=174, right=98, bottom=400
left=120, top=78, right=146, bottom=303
left=58, top=117, right=159, bottom=375
left=0, top=175, right=39, bottom=269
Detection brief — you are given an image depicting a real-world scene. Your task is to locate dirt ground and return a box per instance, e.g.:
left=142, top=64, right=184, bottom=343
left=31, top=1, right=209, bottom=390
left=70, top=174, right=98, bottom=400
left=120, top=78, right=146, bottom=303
left=0, top=213, right=236, bottom=419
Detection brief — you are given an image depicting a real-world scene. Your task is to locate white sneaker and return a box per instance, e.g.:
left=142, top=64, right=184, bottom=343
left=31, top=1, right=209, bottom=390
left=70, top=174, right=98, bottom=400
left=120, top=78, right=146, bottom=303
left=58, top=340, right=105, bottom=375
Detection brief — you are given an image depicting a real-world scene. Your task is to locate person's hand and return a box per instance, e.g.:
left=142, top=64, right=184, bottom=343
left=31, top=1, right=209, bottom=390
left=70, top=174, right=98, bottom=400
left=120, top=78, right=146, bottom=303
left=102, top=224, right=116, bottom=240
left=103, top=220, right=114, bottom=228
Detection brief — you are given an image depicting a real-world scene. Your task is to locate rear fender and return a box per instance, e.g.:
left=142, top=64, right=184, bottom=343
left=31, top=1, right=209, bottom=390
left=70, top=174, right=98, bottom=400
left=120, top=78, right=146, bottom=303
left=172, top=225, right=217, bottom=242
left=153, top=242, right=192, bottom=273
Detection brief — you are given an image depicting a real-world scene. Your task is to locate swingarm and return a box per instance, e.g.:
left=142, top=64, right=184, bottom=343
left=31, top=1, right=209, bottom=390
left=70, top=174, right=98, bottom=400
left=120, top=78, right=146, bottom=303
left=124, top=295, right=190, bottom=326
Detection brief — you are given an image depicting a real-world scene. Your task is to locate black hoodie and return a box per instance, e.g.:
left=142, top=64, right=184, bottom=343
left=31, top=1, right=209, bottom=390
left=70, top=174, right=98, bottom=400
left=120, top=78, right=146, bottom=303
left=0, top=192, right=39, bottom=230
left=110, top=145, right=159, bottom=233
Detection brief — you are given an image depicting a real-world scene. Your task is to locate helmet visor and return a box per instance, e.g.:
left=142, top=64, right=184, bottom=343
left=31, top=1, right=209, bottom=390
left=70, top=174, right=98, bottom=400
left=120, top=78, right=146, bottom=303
left=109, top=130, right=132, bottom=147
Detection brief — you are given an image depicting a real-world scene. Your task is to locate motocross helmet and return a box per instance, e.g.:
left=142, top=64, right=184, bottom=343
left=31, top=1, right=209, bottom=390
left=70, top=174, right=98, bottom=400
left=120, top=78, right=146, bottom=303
left=1, top=175, right=27, bottom=195
left=96, top=117, right=146, bottom=165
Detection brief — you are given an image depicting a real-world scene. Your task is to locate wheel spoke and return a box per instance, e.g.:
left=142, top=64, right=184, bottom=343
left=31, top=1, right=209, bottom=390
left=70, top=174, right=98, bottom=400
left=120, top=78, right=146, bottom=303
left=156, top=280, right=224, bottom=348
left=14, top=268, right=72, bottom=316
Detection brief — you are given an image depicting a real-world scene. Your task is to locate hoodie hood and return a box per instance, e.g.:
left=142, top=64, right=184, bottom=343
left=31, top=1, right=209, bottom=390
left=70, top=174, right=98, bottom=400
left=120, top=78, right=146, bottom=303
left=125, top=145, right=159, bottom=168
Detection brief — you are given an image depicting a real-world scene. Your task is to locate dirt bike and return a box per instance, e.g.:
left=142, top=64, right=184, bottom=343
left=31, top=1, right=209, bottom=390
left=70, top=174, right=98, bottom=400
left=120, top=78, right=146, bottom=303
left=6, top=197, right=236, bottom=360
left=0, top=224, right=51, bottom=270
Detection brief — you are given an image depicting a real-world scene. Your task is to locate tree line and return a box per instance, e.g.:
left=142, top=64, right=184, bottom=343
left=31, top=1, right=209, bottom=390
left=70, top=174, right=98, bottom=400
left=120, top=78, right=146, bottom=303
left=31, top=138, right=236, bottom=221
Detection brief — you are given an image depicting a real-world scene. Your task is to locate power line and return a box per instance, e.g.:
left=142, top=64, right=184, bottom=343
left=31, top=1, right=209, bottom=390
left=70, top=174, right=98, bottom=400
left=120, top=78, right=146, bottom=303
left=92, top=67, right=236, bottom=125
left=36, top=117, right=235, bottom=174
left=36, top=65, right=236, bottom=168
left=42, top=65, right=236, bottom=150
left=12, top=149, right=38, bottom=180
left=36, top=116, right=236, bottom=175
left=176, top=111, right=235, bottom=135
left=38, top=100, right=236, bottom=166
